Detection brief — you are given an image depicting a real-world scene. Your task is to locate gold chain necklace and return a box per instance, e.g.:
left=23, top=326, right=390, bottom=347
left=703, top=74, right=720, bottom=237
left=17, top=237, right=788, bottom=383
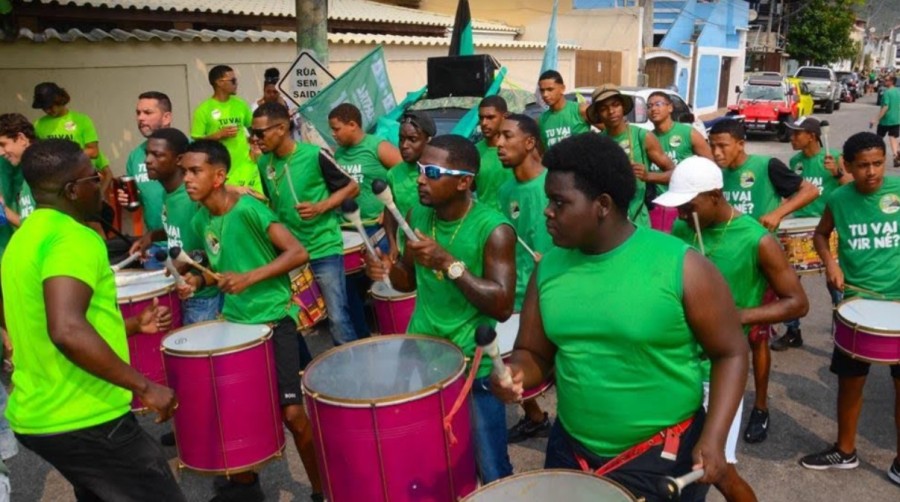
left=430, top=200, right=473, bottom=280
left=695, top=210, right=736, bottom=258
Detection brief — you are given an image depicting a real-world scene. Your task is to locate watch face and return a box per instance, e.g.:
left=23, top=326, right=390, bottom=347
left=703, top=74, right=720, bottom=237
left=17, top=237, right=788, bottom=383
left=448, top=262, right=465, bottom=279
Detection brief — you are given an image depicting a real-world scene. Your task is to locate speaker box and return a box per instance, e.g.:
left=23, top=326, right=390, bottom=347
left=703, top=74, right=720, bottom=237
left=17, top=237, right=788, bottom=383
left=427, top=55, right=496, bottom=99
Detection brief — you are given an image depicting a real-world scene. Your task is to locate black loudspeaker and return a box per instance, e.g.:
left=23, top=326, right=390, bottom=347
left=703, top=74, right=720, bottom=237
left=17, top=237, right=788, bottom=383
left=427, top=55, right=496, bottom=99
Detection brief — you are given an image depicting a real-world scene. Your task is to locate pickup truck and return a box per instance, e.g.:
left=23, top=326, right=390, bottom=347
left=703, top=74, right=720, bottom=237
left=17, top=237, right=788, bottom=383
left=793, top=66, right=841, bottom=113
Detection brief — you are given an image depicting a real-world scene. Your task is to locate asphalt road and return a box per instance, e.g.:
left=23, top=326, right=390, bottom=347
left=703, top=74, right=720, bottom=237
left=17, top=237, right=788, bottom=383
left=7, top=93, right=899, bottom=502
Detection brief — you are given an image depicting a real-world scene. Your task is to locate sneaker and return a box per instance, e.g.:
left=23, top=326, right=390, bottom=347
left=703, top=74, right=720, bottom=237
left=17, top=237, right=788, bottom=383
left=210, top=474, right=264, bottom=502
left=800, top=445, right=860, bottom=470
left=771, top=327, right=803, bottom=351
left=507, top=412, right=551, bottom=443
left=889, top=458, right=900, bottom=486
left=743, top=407, right=769, bottom=443
left=159, top=431, right=176, bottom=447
left=310, top=493, right=325, bottom=502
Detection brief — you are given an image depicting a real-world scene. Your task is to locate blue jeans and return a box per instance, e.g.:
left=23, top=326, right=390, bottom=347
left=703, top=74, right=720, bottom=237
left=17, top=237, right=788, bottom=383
left=784, top=284, right=843, bottom=330
left=344, top=225, right=387, bottom=340
left=470, top=377, right=513, bottom=483
left=182, top=293, right=224, bottom=325
left=142, top=244, right=166, bottom=270
left=310, top=255, right=359, bottom=345
left=0, top=385, right=17, bottom=461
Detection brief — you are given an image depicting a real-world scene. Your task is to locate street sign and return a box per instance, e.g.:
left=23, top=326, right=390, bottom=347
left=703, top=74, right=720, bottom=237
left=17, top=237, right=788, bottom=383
left=279, top=50, right=336, bottom=108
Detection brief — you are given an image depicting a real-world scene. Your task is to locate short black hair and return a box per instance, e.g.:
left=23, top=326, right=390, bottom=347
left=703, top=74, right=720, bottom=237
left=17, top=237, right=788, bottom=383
left=184, top=139, right=231, bottom=172
left=208, top=65, right=233, bottom=86
left=504, top=113, right=540, bottom=143
left=253, top=102, right=291, bottom=122
left=479, top=95, right=508, bottom=113
left=647, top=91, right=671, bottom=104
left=138, top=91, right=172, bottom=113
left=428, top=135, right=481, bottom=174
left=20, top=139, right=84, bottom=188
left=0, top=113, right=36, bottom=142
left=328, top=103, right=362, bottom=127
left=539, top=70, right=564, bottom=85
left=543, top=133, right=634, bottom=211
left=148, top=128, right=190, bottom=155
left=709, top=119, right=746, bottom=141
left=843, top=131, right=885, bottom=163
left=264, top=67, right=280, bottom=85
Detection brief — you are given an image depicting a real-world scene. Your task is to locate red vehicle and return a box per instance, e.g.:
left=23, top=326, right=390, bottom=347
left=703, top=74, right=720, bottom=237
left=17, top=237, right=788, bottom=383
left=727, top=78, right=798, bottom=142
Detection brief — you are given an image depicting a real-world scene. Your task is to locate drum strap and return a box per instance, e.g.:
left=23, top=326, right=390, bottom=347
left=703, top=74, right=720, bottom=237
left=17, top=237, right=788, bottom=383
left=575, top=415, right=694, bottom=477
left=442, top=346, right=485, bottom=446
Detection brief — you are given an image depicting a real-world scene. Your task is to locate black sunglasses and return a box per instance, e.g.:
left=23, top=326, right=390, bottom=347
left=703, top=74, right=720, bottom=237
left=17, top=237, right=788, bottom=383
left=59, top=173, right=101, bottom=195
left=250, top=122, right=286, bottom=138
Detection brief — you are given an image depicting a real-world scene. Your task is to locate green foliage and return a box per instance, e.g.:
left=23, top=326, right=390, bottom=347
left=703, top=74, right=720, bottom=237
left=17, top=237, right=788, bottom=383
left=786, top=0, right=863, bottom=65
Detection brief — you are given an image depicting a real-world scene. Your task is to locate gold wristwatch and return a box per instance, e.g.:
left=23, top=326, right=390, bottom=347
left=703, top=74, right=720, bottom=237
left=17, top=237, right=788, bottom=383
left=446, top=261, right=466, bottom=280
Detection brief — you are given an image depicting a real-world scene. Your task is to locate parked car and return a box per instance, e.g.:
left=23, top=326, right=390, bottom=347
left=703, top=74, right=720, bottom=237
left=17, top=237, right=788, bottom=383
left=566, top=86, right=707, bottom=138
left=793, top=66, right=841, bottom=113
left=728, top=78, right=803, bottom=142
left=785, top=77, right=815, bottom=116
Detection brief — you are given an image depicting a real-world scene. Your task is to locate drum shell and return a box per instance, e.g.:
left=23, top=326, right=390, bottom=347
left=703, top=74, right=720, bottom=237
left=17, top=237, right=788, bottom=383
left=497, top=314, right=555, bottom=400
left=460, top=469, right=636, bottom=501
left=370, top=286, right=416, bottom=335
left=834, top=299, right=900, bottom=364
left=290, top=266, right=328, bottom=329
left=777, top=219, right=839, bottom=274
left=342, top=231, right=367, bottom=274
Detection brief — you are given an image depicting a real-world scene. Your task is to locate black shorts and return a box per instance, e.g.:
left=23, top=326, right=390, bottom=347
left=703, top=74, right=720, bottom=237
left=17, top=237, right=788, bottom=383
left=829, top=347, right=900, bottom=378
left=272, top=316, right=313, bottom=406
left=876, top=124, right=900, bottom=138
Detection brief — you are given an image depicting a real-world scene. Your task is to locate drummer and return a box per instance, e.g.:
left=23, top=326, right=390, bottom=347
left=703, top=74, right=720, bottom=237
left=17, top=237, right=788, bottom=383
left=252, top=102, right=361, bottom=346
left=801, top=132, right=900, bottom=485
left=654, top=156, right=809, bottom=501
left=182, top=140, right=323, bottom=502
left=384, top=111, right=434, bottom=259
left=771, top=117, right=852, bottom=352
left=495, top=114, right=555, bottom=443
left=365, top=134, right=517, bottom=483
left=0, top=139, right=185, bottom=501
left=491, top=133, right=748, bottom=500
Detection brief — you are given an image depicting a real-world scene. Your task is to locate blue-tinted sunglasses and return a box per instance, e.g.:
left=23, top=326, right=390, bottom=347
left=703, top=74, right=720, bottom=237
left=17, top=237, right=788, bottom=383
left=417, top=162, right=475, bottom=180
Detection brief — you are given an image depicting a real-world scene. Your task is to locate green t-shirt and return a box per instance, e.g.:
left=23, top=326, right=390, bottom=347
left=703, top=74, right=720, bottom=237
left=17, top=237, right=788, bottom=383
left=721, top=155, right=781, bottom=222
left=386, top=160, right=420, bottom=220
left=125, top=142, right=165, bottom=236
left=192, top=196, right=298, bottom=324
left=537, top=227, right=702, bottom=457
left=405, top=201, right=510, bottom=378
left=789, top=148, right=843, bottom=218
left=879, top=86, right=900, bottom=126
left=2, top=209, right=130, bottom=434
left=34, top=110, right=107, bottom=171
left=827, top=177, right=900, bottom=300
left=0, top=158, right=22, bottom=257
left=498, top=169, right=553, bottom=311
left=258, top=144, right=343, bottom=260
left=191, top=96, right=262, bottom=193
left=163, top=184, right=219, bottom=299
left=651, top=122, right=694, bottom=195
left=604, top=125, right=650, bottom=227
left=474, top=140, right=514, bottom=212
left=538, top=101, right=590, bottom=148
left=15, top=182, right=35, bottom=222
left=335, top=134, right=389, bottom=222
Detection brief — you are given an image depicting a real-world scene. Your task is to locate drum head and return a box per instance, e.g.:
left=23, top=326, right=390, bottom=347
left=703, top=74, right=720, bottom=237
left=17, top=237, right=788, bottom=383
left=162, top=321, right=271, bottom=354
left=778, top=217, right=820, bottom=232
left=461, top=470, right=636, bottom=501
left=303, top=335, right=464, bottom=404
left=370, top=281, right=414, bottom=299
left=496, top=314, right=521, bottom=356
left=342, top=231, right=364, bottom=250
left=117, top=273, right=175, bottom=302
left=837, top=298, right=900, bottom=332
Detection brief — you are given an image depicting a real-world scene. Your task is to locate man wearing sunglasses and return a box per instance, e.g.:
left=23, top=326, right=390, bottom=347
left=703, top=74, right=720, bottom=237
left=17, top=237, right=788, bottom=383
left=366, top=135, right=517, bottom=483
left=191, top=65, right=263, bottom=195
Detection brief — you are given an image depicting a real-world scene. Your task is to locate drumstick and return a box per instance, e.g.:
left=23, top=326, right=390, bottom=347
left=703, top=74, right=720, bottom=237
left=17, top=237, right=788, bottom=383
left=516, top=236, right=539, bottom=262
left=844, top=283, right=887, bottom=299
left=111, top=252, right=141, bottom=272
left=168, top=246, right=222, bottom=281
left=820, top=120, right=831, bottom=156
left=114, top=269, right=167, bottom=287
left=658, top=469, right=705, bottom=500
left=372, top=179, right=419, bottom=242
left=475, top=325, right=514, bottom=388
left=153, top=250, right=186, bottom=287
left=691, top=212, right=706, bottom=256
left=341, top=199, right=393, bottom=289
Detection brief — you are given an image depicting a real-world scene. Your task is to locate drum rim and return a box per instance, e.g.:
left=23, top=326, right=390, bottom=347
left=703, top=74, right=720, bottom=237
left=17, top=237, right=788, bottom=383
left=176, top=444, right=287, bottom=476
left=833, top=342, right=900, bottom=365
left=835, top=297, right=900, bottom=335
left=458, top=469, right=638, bottom=501
left=289, top=264, right=314, bottom=279
left=161, top=320, right=273, bottom=356
left=369, top=285, right=417, bottom=301
left=302, top=335, right=466, bottom=406
left=116, top=271, right=177, bottom=303
left=777, top=217, right=820, bottom=232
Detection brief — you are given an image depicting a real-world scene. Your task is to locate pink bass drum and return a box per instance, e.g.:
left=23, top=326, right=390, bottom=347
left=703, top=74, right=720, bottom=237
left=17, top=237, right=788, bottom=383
left=342, top=231, right=367, bottom=274
left=370, top=281, right=416, bottom=335
left=834, top=298, right=900, bottom=364
left=496, top=314, right=555, bottom=400
left=162, top=321, right=285, bottom=474
left=461, top=470, right=638, bottom=502
left=116, top=271, right=183, bottom=411
left=303, top=335, right=477, bottom=502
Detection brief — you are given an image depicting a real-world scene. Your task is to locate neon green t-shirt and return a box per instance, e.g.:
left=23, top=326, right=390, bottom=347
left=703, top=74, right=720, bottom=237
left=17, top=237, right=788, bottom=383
left=538, top=101, right=590, bottom=148
left=192, top=195, right=299, bottom=324
left=34, top=110, right=107, bottom=171
left=604, top=125, right=650, bottom=227
left=335, top=134, right=389, bottom=222
left=125, top=141, right=165, bottom=236
left=789, top=149, right=843, bottom=218
left=163, top=184, right=219, bottom=299
left=474, top=140, right=514, bottom=212
left=879, top=87, right=900, bottom=126
left=387, top=160, right=420, bottom=220
left=2, top=209, right=130, bottom=434
left=191, top=96, right=262, bottom=193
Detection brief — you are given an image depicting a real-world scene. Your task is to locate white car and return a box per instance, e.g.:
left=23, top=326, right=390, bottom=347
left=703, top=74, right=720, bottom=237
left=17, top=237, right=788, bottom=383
left=565, top=86, right=708, bottom=138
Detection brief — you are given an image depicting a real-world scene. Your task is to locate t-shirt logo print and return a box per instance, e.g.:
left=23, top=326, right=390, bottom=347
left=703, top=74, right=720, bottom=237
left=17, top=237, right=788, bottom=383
left=211, top=109, right=222, bottom=121
left=64, top=121, right=77, bottom=132
left=669, top=136, right=682, bottom=148
left=879, top=193, right=900, bottom=215
left=510, top=201, right=521, bottom=220
left=740, top=171, right=756, bottom=189
left=619, top=140, right=631, bottom=156
left=205, top=231, right=221, bottom=255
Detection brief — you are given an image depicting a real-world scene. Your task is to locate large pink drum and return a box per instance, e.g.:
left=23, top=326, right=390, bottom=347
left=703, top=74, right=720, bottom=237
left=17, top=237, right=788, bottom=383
left=834, top=298, right=900, bottom=364
left=497, top=314, right=555, bottom=400
left=162, top=321, right=285, bottom=474
left=370, top=281, right=416, bottom=335
left=303, top=335, right=477, bottom=502
left=342, top=231, right=367, bottom=274
left=460, top=470, right=637, bottom=501
left=117, top=271, right=183, bottom=411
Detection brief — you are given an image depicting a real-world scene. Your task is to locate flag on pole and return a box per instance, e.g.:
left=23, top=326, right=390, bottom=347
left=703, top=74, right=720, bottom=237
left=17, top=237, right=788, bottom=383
left=535, top=0, right=560, bottom=108
left=449, top=0, right=475, bottom=56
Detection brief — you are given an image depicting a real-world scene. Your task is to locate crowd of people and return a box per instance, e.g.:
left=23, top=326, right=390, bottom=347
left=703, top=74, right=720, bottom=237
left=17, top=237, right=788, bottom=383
left=0, top=62, right=896, bottom=502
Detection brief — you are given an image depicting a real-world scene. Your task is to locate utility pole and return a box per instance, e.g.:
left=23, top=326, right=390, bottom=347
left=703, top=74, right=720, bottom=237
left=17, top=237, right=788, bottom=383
left=637, top=0, right=653, bottom=86
left=297, top=0, right=329, bottom=66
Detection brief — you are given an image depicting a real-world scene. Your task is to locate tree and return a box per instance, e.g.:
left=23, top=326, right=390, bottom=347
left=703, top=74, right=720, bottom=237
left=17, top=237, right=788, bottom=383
left=785, top=0, right=863, bottom=65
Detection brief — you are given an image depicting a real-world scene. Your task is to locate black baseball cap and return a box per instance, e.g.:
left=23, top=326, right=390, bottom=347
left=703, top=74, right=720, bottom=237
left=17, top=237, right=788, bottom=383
left=32, top=82, right=64, bottom=109
left=400, top=110, right=437, bottom=138
left=784, top=116, right=821, bottom=136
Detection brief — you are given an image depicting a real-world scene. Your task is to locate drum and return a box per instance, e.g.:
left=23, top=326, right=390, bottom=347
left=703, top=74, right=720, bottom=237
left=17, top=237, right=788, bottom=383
left=303, top=336, right=477, bottom=502
left=833, top=298, right=900, bottom=364
left=342, top=231, right=367, bottom=274
left=117, top=271, right=183, bottom=411
left=496, top=314, right=555, bottom=400
left=460, top=470, right=637, bottom=501
left=777, top=217, right=839, bottom=274
left=162, top=321, right=285, bottom=473
left=290, top=265, right=327, bottom=330
left=650, top=206, right=678, bottom=233
left=370, top=281, right=416, bottom=335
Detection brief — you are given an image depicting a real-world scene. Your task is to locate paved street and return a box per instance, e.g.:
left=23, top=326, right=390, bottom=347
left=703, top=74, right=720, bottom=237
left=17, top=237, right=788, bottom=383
left=7, top=93, right=900, bottom=501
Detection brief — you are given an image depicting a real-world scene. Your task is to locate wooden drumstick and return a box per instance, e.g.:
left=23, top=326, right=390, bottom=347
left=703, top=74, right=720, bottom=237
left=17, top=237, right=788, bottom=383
left=820, top=120, right=831, bottom=156
left=475, top=325, right=514, bottom=388
left=341, top=199, right=393, bottom=289
left=153, top=249, right=186, bottom=287
left=691, top=212, right=706, bottom=256
left=844, top=283, right=887, bottom=299
left=168, top=246, right=221, bottom=281
left=516, top=236, right=539, bottom=262
left=658, top=469, right=705, bottom=500
left=372, top=179, right=419, bottom=242
left=111, top=252, right=141, bottom=272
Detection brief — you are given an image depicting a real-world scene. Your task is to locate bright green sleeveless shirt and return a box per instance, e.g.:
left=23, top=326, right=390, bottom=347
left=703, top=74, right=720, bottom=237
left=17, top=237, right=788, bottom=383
left=789, top=148, right=842, bottom=218
left=605, top=125, right=650, bottom=227
left=474, top=140, right=514, bottom=212
left=335, top=134, right=389, bottom=222
left=386, top=160, right=420, bottom=220
left=721, top=155, right=781, bottom=222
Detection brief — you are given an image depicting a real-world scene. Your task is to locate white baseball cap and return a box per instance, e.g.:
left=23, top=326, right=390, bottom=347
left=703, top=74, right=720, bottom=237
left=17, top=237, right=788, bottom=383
left=652, top=156, right=723, bottom=208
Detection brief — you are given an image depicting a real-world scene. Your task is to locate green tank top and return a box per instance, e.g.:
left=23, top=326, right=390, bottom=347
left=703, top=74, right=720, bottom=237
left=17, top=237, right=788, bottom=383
left=538, top=101, right=590, bottom=148
left=162, top=185, right=219, bottom=299
left=259, top=144, right=343, bottom=260
left=335, top=134, right=389, bottom=222
left=405, top=201, right=511, bottom=378
left=651, top=123, right=694, bottom=195
left=386, top=160, right=420, bottom=220
left=474, top=140, right=514, bottom=212
left=605, top=125, right=650, bottom=227
left=789, top=149, right=842, bottom=218
left=722, top=155, right=780, bottom=222
left=537, top=227, right=702, bottom=456
left=827, top=177, right=900, bottom=300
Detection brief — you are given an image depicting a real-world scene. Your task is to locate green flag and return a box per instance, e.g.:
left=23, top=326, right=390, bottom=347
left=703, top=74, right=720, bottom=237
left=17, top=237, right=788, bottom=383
left=451, top=67, right=507, bottom=139
left=449, top=0, right=474, bottom=56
